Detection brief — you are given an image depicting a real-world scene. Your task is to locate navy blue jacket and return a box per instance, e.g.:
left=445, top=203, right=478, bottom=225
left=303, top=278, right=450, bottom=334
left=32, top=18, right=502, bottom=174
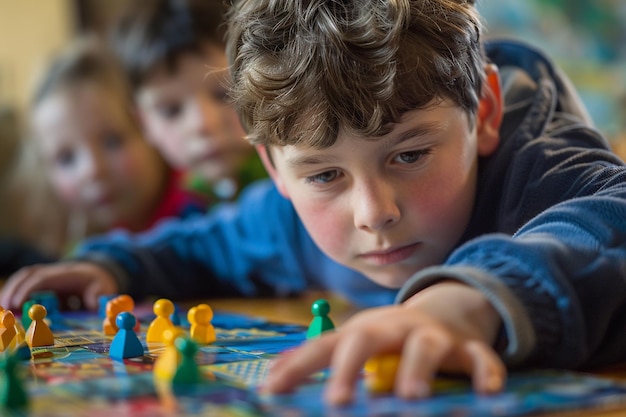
left=398, top=40, right=626, bottom=369
left=77, top=39, right=626, bottom=369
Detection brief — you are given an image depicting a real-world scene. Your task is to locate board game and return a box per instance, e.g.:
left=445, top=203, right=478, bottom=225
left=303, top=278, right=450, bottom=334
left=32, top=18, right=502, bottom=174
left=6, top=302, right=626, bottom=417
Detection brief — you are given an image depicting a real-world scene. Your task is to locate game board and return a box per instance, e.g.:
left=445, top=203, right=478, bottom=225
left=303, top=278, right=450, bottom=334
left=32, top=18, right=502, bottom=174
left=7, top=305, right=626, bottom=417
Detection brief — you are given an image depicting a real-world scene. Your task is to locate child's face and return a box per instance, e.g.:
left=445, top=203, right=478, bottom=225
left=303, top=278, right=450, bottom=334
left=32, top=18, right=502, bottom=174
left=136, top=43, right=251, bottom=184
left=263, top=99, right=500, bottom=289
left=32, top=84, right=164, bottom=230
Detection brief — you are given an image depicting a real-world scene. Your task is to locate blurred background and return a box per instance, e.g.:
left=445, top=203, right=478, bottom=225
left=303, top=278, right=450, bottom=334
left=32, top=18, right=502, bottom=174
left=0, top=0, right=625, bottom=153
left=0, top=0, right=624, bottom=272
left=478, top=0, right=626, bottom=157
left=0, top=0, right=626, bottom=150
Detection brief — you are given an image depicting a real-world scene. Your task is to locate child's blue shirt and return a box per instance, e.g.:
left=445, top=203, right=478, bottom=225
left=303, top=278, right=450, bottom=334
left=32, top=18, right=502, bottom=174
left=74, top=39, right=626, bottom=369
left=76, top=180, right=396, bottom=308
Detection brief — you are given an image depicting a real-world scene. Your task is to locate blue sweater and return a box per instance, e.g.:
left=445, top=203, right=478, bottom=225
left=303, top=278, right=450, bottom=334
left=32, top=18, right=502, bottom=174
left=76, top=39, right=626, bottom=369
left=397, top=40, right=626, bottom=370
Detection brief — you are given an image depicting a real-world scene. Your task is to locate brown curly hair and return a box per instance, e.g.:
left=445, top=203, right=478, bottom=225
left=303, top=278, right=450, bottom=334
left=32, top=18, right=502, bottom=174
left=227, top=0, right=485, bottom=149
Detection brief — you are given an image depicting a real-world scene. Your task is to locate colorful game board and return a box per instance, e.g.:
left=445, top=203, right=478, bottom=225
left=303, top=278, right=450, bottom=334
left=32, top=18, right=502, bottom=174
left=6, top=306, right=626, bottom=417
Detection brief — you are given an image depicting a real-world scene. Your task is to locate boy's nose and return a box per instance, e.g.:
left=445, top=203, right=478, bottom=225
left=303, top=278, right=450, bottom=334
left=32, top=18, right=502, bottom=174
left=352, top=179, right=401, bottom=232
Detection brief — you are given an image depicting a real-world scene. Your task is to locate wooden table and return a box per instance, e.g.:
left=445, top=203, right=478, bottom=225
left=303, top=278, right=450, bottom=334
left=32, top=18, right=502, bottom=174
left=210, top=291, right=626, bottom=417
left=209, top=291, right=359, bottom=326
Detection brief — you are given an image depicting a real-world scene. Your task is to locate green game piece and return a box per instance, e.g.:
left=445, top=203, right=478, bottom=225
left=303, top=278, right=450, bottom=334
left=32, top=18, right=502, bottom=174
left=306, top=299, right=335, bottom=339
left=21, top=300, right=36, bottom=330
left=0, top=353, right=29, bottom=410
left=172, top=337, right=202, bottom=385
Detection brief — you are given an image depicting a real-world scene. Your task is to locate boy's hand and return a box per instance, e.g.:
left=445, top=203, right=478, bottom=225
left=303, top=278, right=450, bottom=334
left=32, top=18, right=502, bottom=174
left=264, top=282, right=506, bottom=405
left=0, top=262, right=118, bottom=311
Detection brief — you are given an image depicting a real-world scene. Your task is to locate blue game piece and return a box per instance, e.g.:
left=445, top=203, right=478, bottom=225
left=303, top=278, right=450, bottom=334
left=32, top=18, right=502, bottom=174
left=98, top=294, right=119, bottom=319
left=109, top=312, right=144, bottom=360
left=170, top=303, right=182, bottom=327
left=14, top=343, right=31, bottom=361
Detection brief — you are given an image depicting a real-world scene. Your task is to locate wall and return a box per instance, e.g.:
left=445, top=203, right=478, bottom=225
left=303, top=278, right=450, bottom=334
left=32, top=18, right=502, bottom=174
left=477, top=0, right=626, bottom=155
left=0, top=0, right=74, bottom=115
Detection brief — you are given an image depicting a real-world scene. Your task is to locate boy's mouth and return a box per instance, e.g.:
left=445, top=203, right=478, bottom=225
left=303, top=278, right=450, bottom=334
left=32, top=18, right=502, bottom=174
left=359, top=242, right=421, bottom=266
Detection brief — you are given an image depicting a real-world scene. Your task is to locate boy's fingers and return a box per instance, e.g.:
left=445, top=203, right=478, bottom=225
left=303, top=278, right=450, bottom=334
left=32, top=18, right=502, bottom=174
left=84, top=279, right=116, bottom=311
left=1, top=266, right=42, bottom=309
left=1, top=263, right=111, bottom=311
left=10, top=267, right=69, bottom=306
left=463, top=340, right=506, bottom=394
left=264, top=331, right=341, bottom=393
left=395, top=327, right=453, bottom=399
left=325, top=328, right=382, bottom=404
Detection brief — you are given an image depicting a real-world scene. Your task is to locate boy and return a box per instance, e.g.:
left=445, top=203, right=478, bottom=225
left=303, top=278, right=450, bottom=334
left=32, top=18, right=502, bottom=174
left=109, top=0, right=266, bottom=202
left=3, top=0, right=626, bottom=406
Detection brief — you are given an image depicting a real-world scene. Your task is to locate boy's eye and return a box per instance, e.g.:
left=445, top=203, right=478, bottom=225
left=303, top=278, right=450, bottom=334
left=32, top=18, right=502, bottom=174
left=394, top=149, right=432, bottom=164
left=157, top=103, right=183, bottom=119
left=305, top=170, right=338, bottom=184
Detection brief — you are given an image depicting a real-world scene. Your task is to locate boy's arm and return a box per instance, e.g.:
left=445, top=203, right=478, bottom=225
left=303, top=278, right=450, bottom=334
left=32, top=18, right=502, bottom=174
left=265, top=281, right=506, bottom=404
left=399, top=189, right=626, bottom=369
left=72, top=180, right=311, bottom=301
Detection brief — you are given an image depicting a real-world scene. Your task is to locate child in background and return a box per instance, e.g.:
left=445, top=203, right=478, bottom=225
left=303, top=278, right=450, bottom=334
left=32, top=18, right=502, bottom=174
left=1, top=109, right=56, bottom=274
left=3, top=0, right=626, bottom=407
left=108, top=0, right=265, bottom=203
left=23, top=36, right=207, bottom=255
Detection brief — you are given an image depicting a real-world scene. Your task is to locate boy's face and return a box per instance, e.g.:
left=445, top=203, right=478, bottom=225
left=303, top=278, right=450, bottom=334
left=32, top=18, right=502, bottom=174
left=32, top=84, right=164, bottom=230
left=261, top=94, right=501, bottom=288
left=136, top=43, right=251, bottom=184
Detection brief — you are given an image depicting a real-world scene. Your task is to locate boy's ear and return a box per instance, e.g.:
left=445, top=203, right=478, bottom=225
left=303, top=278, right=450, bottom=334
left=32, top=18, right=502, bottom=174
left=476, top=64, right=503, bottom=157
left=256, top=145, right=291, bottom=199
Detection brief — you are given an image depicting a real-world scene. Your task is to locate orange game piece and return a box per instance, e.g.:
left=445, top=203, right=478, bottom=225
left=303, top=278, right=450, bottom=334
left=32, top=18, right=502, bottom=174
left=25, top=304, right=54, bottom=348
left=103, top=294, right=137, bottom=336
left=0, top=310, right=17, bottom=351
left=364, top=354, right=400, bottom=394
left=103, top=299, right=124, bottom=336
left=188, top=304, right=216, bottom=345
left=146, top=299, right=175, bottom=343
left=153, top=327, right=184, bottom=381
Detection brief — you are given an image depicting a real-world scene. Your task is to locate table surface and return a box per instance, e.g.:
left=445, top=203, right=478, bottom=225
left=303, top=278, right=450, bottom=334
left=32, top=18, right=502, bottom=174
left=210, top=291, right=626, bottom=417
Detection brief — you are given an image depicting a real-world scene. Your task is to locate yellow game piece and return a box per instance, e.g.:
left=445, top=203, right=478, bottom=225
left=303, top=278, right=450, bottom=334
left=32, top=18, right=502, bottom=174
left=146, top=299, right=175, bottom=343
left=188, top=304, right=216, bottom=345
left=153, top=327, right=184, bottom=381
left=25, top=304, right=54, bottom=348
left=13, top=320, right=26, bottom=346
left=0, top=310, right=17, bottom=351
left=364, top=354, right=400, bottom=394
